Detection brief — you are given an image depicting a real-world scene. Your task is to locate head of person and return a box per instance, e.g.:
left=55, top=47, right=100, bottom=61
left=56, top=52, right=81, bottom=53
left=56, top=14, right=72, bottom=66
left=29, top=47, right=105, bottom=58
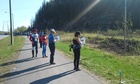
left=50, top=29, right=56, bottom=34
left=44, top=32, right=47, bottom=35
left=74, top=31, right=81, bottom=37
left=34, top=29, right=38, bottom=34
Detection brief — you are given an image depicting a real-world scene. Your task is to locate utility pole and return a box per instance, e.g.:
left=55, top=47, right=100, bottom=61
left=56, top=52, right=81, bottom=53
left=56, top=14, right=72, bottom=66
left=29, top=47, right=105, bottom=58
left=124, top=0, right=127, bottom=55
left=3, top=21, right=4, bottom=31
left=9, top=0, right=13, bottom=45
left=12, top=14, right=14, bottom=35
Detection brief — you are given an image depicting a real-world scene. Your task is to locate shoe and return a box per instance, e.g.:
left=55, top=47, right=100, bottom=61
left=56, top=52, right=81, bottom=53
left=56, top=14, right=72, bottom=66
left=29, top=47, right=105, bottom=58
left=32, top=56, right=34, bottom=58
left=50, top=63, right=56, bottom=65
left=36, top=55, right=37, bottom=57
left=76, top=68, right=81, bottom=71
left=45, top=55, right=48, bottom=57
left=73, top=67, right=76, bottom=70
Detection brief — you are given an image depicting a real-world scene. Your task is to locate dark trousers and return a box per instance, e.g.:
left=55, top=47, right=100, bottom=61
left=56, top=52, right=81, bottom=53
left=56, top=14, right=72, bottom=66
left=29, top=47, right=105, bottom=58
left=32, top=41, right=38, bottom=57
left=73, top=48, right=80, bottom=69
left=49, top=44, right=55, bottom=63
left=39, top=39, right=42, bottom=48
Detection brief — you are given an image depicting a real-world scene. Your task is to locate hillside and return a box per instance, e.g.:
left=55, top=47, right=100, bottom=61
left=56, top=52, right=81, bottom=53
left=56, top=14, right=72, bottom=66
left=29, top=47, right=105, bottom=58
left=30, top=0, right=140, bottom=32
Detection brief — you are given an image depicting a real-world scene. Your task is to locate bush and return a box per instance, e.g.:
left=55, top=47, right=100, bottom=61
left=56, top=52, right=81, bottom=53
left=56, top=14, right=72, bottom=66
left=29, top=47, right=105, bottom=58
left=99, top=38, right=140, bottom=55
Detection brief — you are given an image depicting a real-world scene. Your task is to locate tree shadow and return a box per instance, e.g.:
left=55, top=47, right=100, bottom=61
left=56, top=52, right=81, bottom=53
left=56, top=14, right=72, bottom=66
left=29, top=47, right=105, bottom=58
left=19, top=48, right=32, bottom=51
left=0, top=62, right=72, bottom=81
left=30, top=70, right=76, bottom=84
left=0, top=63, right=50, bottom=80
left=0, top=57, right=40, bottom=67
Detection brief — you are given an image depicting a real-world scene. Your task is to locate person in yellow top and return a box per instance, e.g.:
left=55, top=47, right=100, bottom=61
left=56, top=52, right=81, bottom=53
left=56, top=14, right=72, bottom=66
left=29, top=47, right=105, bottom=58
left=41, top=32, right=48, bottom=58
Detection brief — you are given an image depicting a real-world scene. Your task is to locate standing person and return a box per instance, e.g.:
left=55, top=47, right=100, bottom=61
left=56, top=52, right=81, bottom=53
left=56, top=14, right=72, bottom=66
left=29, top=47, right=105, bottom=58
left=72, top=31, right=82, bottom=71
left=39, top=30, right=43, bottom=48
left=29, top=29, right=39, bottom=58
left=48, top=29, right=56, bottom=64
left=27, top=32, right=29, bottom=38
left=41, top=32, right=48, bottom=58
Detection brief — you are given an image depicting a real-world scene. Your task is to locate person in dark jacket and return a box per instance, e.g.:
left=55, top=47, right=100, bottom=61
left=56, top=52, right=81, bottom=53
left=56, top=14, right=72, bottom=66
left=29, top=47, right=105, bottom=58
left=72, top=31, right=82, bottom=71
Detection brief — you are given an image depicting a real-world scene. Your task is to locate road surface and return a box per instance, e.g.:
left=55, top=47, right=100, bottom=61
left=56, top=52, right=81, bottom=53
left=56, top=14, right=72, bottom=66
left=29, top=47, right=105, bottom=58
left=3, top=37, right=106, bottom=84
left=0, top=35, right=9, bottom=40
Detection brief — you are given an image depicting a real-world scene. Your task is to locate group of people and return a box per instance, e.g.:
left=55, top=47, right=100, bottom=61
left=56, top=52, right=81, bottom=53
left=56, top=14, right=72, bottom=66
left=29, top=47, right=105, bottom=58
left=29, top=28, right=56, bottom=64
left=29, top=29, right=83, bottom=71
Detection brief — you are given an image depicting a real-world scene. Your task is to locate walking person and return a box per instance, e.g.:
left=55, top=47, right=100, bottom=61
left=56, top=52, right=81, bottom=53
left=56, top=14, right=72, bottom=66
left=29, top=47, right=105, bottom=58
left=72, top=31, right=82, bottom=71
left=41, top=32, right=48, bottom=58
left=39, top=30, right=43, bottom=48
left=29, top=29, right=39, bottom=58
left=48, top=29, right=56, bottom=64
left=26, top=32, right=29, bottom=38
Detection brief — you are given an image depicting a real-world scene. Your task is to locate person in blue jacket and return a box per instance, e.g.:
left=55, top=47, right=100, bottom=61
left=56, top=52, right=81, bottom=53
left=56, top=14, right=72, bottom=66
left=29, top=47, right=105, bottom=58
left=48, top=29, right=56, bottom=64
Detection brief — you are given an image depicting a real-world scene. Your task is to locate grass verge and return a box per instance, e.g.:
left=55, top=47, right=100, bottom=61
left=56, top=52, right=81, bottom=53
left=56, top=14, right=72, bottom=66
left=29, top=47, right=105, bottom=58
left=0, top=36, right=25, bottom=84
left=56, top=41, right=140, bottom=84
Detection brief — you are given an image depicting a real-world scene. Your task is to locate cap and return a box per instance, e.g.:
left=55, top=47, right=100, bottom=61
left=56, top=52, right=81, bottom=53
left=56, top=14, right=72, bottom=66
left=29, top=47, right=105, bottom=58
left=50, top=29, right=56, bottom=33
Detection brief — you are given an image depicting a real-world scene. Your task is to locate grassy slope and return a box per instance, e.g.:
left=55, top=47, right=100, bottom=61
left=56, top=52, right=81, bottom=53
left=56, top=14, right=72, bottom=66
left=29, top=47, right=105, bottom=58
left=0, top=36, right=25, bottom=83
left=56, top=33, right=140, bottom=84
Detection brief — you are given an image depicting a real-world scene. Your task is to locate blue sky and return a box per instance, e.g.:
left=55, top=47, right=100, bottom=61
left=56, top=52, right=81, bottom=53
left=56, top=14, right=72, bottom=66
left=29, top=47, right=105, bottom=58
left=0, top=0, right=49, bottom=31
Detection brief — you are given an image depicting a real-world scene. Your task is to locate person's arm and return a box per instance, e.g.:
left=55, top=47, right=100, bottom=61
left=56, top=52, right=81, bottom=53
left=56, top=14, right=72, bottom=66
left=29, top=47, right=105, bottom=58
left=53, top=35, right=56, bottom=42
left=29, top=35, right=32, bottom=42
left=77, top=38, right=82, bottom=45
left=37, top=34, right=39, bottom=40
left=46, top=36, right=48, bottom=44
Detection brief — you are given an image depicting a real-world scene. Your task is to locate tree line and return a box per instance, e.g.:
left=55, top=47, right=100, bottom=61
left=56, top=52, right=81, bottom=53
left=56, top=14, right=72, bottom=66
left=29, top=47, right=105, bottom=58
left=29, top=0, right=140, bottom=32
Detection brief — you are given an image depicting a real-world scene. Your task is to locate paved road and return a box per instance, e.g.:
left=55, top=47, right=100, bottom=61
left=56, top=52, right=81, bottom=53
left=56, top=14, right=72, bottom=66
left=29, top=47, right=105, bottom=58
left=0, top=35, right=9, bottom=40
left=5, top=37, right=105, bottom=84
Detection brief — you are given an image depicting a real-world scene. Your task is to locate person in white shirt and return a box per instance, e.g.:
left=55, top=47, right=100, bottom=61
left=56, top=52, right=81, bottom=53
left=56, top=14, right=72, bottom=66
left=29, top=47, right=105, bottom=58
left=29, top=29, right=39, bottom=58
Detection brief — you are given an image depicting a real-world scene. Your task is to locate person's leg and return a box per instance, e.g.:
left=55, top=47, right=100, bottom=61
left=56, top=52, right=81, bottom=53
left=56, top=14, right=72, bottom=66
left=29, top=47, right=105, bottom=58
left=32, top=43, right=35, bottom=58
left=44, top=45, right=47, bottom=57
left=76, top=49, right=80, bottom=70
left=43, top=43, right=47, bottom=57
left=40, top=41, right=42, bottom=48
left=42, top=43, right=45, bottom=57
left=73, top=49, right=77, bottom=70
left=49, top=45, right=52, bottom=63
left=35, top=42, right=38, bottom=57
left=51, top=45, right=55, bottom=63
left=39, top=39, right=42, bottom=48
left=49, top=44, right=55, bottom=64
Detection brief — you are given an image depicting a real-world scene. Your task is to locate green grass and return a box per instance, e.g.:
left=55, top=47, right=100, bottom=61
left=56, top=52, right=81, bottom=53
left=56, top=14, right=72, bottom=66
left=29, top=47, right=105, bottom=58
left=0, top=36, right=25, bottom=83
left=56, top=40, right=140, bottom=84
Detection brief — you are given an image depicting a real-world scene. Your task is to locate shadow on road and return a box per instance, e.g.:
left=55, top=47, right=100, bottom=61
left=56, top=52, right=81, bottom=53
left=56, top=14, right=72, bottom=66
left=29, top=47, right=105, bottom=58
left=0, top=62, right=72, bottom=82
left=0, top=57, right=39, bottom=67
left=30, top=70, right=76, bottom=84
left=19, top=48, right=32, bottom=51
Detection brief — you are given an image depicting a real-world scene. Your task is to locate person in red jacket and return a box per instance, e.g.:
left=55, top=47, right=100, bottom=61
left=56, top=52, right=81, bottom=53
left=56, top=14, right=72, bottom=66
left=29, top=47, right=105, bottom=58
left=41, top=32, right=48, bottom=58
